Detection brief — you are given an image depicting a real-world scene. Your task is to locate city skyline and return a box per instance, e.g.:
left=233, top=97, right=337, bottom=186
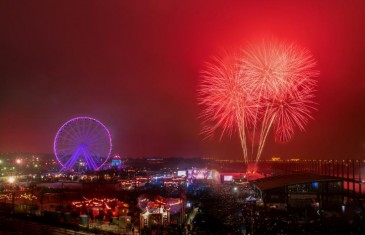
left=1, top=1, right=365, bottom=160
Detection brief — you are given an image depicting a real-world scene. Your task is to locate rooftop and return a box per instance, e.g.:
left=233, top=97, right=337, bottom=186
left=253, top=174, right=341, bottom=191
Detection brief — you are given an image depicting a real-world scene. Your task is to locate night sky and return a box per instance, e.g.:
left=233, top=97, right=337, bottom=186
left=1, top=0, right=365, bottom=160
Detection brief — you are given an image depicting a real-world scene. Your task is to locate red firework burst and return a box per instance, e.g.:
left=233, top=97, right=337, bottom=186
left=198, top=55, right=257, bottom=140
left=239, top=40, right=318, bottom=99
left=270, top=83, right=317, bottom=143
left=198, top=40, right=318, bottom=163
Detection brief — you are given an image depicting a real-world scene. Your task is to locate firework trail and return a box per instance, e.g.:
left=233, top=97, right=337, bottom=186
left=198, top=54, right=258, bottom=162
left=198, top=40, right=318, bottom=166
left=239, top=41, right=318, bottom=162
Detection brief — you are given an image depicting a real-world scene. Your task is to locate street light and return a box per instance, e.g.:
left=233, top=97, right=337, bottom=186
left=7, top=176, right=16, bottom=214
left=8, top=176, right=15, bottom=184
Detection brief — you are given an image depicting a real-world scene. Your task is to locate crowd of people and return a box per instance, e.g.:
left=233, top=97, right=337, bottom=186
left=188, top=183, right=365, bottom=234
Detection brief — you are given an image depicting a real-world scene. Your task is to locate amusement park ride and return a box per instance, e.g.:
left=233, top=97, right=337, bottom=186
left=54, top=117, right=112, bottom=172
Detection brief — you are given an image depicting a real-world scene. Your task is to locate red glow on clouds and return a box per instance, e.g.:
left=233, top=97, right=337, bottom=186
left=0, top=1, right=365, bottom=159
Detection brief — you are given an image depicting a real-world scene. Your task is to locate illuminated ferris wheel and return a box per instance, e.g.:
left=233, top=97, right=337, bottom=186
left=54, top=117, right=112, bottom=172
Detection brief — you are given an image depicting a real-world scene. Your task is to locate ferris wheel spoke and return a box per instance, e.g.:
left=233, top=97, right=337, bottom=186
left=88, top=126, right=108, bottom=142
left=70, top=123, right=82, bottom=142
left=93, top=145, right=109, bottom=157
left=83, top=149, right=98, bottom=170
left=67, top=126, right=82, bottom=140
left=57, top=148, right=77, bottom=156
left=68, top=121, right=83, bottom=141
left=65, top=156, right=80, bottom=171
left=88, top=134, right=109, bottom=145
left=84, top=121, right=99, bottom=140
left=85, top=153, right=101, bottom=169
left=62, top=149, right=80, bottom=168
left=92, top=150, right=105, bottom=163
left=88, top=141, right=109, bottom=150
left=58, top=144, right=80, bottom=152
left=57, top=154, right=72, bottom=163
left=70, top=148, right=83, bottom=168
left=58, top=130, right=77, bottom=142
left=77, top=122, right=87, bottom=138
left=57, top=134, right=77, bottom=145
left=86, top=134, right=102, bottom=144
left=88, top=140, right=109, bottom=146
left=89, top=149, right=105, bottom=166
left=64, top=123, right=81, bottom=140
left=82, top=150, right=93, bottom=170
left=60, top=128, right=80, bottom=143
left=62, top=147, right=82, bottom=170
left=87, top=142, right=106, bottom=151
left=86, top=119, right=98, bottom=140
left=86, top=148, right=100, bottom=160
left=57, top=149, right=74, bottom=158
left=84, top=119, right=96, bottom=140
left=57, top=145, right=79, bottom=154
left=80, top=119, right=87, bottom=139
left=58, top=150, right=79, bottom=162
left=89, top=155, right=98, bottom=170
left=79, top=119, right=89, bottom=140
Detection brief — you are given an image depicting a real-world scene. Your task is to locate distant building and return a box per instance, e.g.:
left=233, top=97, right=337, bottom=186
left=252, top=174, right=343, bottom=209
left=111, top=155, right=122, bottom=169
left=146, top=158, right=164, bottom=165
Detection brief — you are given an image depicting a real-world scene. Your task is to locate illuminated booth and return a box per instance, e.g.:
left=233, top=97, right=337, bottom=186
left=72, top=197, right=129, bottom=226
left=139, top=195, right=183, bottom=229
